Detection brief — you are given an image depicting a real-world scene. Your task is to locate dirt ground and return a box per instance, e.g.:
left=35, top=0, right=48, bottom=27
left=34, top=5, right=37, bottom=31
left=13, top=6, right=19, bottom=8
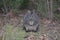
left=0, top=14, right=60, bottom=40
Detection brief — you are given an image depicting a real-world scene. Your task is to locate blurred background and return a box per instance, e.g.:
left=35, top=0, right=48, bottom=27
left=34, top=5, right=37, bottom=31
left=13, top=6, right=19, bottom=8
left=0, top=0, right=60, bottom=40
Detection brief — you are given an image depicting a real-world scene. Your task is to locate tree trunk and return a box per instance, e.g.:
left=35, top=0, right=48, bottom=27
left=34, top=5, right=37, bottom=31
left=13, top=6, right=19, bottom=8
left=47, top=0, right=50, bottom=19
left=47, top=0, right=53, bottom=20
left=50, top=0, right=53, bottom=20
left=3, top=0, right=8, bottom=14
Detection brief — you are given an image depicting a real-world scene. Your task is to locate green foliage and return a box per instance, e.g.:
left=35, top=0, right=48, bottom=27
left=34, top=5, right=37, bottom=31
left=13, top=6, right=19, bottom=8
left=0, top=0, right=29, bottom=9
left=37, top=0, right=47, bottom=18
left=3, top=24, right=26, bottom=40
left=20, top=0, right=29, bottom=9
left=0, top=0, right=60, bottom=20
left=54, top=14, right=60, bottom=20
left=5, top=0, right=23, bottom=9
left=53, top=0, right=60, bottom=20
left=37, top=0, right=60, bottom=20
left=0, top=0, right=3, bottom=8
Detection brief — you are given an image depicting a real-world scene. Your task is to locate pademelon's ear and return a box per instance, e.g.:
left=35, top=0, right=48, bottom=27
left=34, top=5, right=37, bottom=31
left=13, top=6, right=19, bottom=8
left=27, top=10, right=31, bottom=14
